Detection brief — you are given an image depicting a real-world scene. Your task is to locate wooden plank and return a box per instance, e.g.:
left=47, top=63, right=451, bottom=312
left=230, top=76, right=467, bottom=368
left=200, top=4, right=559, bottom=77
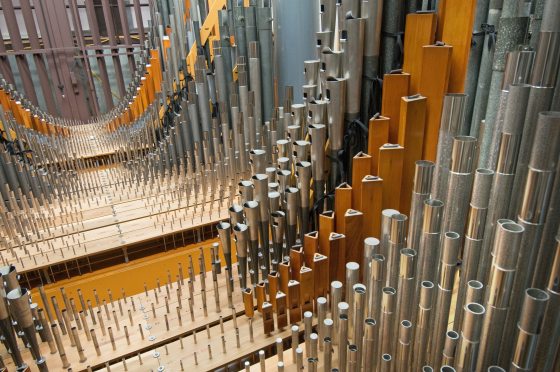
left=367, top=115, right=390, bottom=174
left=318, top=211, right=335, bottom=256
left=398, top=95, right=427, bottom=215
left=378, top=144, right=404, bottom=211
left=361, top=175, right=383, bottom=238
left=334, top=183, right=352, bottom=233
left=418, top=44, right=453, bottom=161
left=402, top=12, right=437, bottom=93
left=341, top=209, right=364, bottom=279
left=440, top=0, right=477, bottom=92
left=351, top=152, right=372, bottom=211
left=381, top=72, right=410, bottom=143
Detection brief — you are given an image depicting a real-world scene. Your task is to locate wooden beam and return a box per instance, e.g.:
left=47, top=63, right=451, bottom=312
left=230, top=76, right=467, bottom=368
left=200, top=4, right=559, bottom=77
left=418, top=44, right=452, bottom=161
left=398, top=95, right=427, bottom=215
left=402, top=12, right=437, bottom=94
left=440, top=0, right=477, bottom=92
left=378, top=144, right=404, bottom=211
left=381, top=72, right=410, bottom=143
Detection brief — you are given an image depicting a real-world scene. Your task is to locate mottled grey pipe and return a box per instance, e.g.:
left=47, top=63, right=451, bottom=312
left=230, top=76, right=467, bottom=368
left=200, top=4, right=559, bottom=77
left=432, top=94, right=469, bottom=202
left=477, top=3, right=529, bottom=167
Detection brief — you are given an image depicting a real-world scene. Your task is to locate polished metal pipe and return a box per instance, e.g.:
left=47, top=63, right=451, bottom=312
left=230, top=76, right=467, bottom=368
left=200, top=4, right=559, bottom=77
left=352, top=283, right=366, bottom=365
left=417, top=199, right=444, bottom=285
left=396, top=319, right=413, bottom=371
left=271, top=211, right=286, bottom=266
left=414, top=280, right=435, bottom=370
left=296, top=161, right=312, bottom=238
left=331, top=280, right=343, bottom=344
left=387, top=213, right=408, bottom=289
left=380, top=354, right=392, bottom=372
left=341, top=15, right=365, bottom=120
left=535, top=236, right=560, bottom=371
left=233, top=223, right=249, bottom=289
left=244, top=200, right=261, bottom=285
left=408, top=161, right=435, bottom=253
left=456, top=168, right=494, bottom=327
left=378, top=287, right=396, bottom=365
left=363, top=238, right=380, bottom=299
left=347, top=344, right=358, bottom=372
left=217, top=221, right=233, bottom=276
left=381, top=209, right=399, bottom=262
left=7, top=288, right=46, bottom=370
left=397, top=248, right=417, bottom=326
left=476, top=221, right=524, bottom=370
left=285, top=187, right=300, bottom=250
left=325, top=77, right=346, bottom=188
left=510, top=288, right=550, bottom=371
left=430, top=232, right=461, bottom=366
left=338, top=313, right=348, bottom=372
left=253, top=173, right=270, bottom=271
left=442, top=330, right=459, bottom=367
left=367, top=254, right=385, bottom=321
left=363, top=318, right=377, bottom=371
left=441, top=136, right=477, bottom=234
left=309, top=123, right=326, bottom=203
left=502, top=112, right=560, bottom=360
left=456, top=302, right=485, bottom=372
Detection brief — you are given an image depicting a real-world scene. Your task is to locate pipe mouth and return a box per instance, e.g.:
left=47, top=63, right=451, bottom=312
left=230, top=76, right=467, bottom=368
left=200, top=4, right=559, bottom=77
left=445, top=231, right=460, bottom=239
left=382, top=354, right=392, bottom=361
left=421, top=281, right=434, bottom=289
left=425, top=199, right=444, bottom=208
left=441, top=367, right=456, bottom=372
left=401, top=320, right=412, bottom=328
left=382, top=287, right=396, bottom=295
left=365, top=318, right=376, bottom=326
left=324, top=336, right=332, bottom=343
left=501, top=222, right=524, bottom=233
left=467, top=280, right=483, bottom=289
left=392, top=213, right=408, bottom=222
left=416, top=160, right=435, bottom=167
left=339, top=314, right=348, bottom=321
left=373, top=254, right=385, bottom=262
left=475, top=168, right=494, bottom=175
left=422, top=367, right=434, bottom=372
left=382, top=209, right=399, bottom=217
left=466, top=302, right=485, bottom=315
left=324, top=318, right=334, bottom=326
left=488, top=367, right=506, bottom=372
left=401, top=248, right=417, bottom=257
left=346, top=262, right=360, bottom=271
left=243, top=200, right=259, bottom=209
left=526, top=288, right=550, bottom=301
left=331, top=281, right=343, bottom=289
left=252, top=174, right=268, bottom=181
left=353, top=285, right=366, bottom=294
left=446, top=330, right=459, bottom=339
left=348, top=344, right=358, bottom=351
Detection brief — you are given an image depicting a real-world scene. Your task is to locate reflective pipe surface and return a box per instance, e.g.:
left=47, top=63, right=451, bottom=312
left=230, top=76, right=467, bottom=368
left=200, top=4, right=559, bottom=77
left=408, top=161, right=435, bottom=253
left=456, top=302, right=485, bottom=372
left=414, top=281, right=435, bottom=370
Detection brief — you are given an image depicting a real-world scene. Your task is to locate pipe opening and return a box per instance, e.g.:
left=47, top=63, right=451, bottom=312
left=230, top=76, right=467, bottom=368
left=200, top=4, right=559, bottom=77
left=354, top=286, right=366, bottom=295
left=426, top=199, right=444, bottom=207
left=466, top=303, right=485, bottom=315
left=488, top=367, right=506, bottom=372
left=421, top=281, right=434, bottom=289
left=445, top=231, right=461, bottom=239
left=373, top=254, right=385, bottom=262
left=382, top=287, right=396, bottom=295
left=392, top=213, right=408, bottom=222
left=348, top=344, right=358, bottom=351
left=441, top=367, right=456, bottom=372
left=526, top=288, right=550, bottom=301
left=365, top=318, right=376, bottom=326
left=401, top=248, right=417, bottom=257
left=475, top=168, right=494, bottom=175
left=467, top=280, right=483, bottom=289
left=422, top=367, right=434, bottom=372
left=401, top=320, right=412, bottom=328
left=446, top=330, right=459, bottom=339
left=501, top=222, right=524, bottom=233
left=382, top=354, right=392, bottom=361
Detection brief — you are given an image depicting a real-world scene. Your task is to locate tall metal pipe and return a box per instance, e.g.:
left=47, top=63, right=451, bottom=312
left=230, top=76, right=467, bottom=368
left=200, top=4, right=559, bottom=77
left=387, top=213, right=408, bottom=289
left=510, top=288, right=550, bottom=371
left=535, top=236, right=560, bottom=371
left=456, top=302, right=485, bottom=372
left=502, top=111, right=560, bottom=360
left=456, top=168, right=494, bottom=327
left=377, top=286, right=396, bottom=367
left=430, top=232, right=461, bottom=367
left=476, top=221, right=524, bottom=370
left=408, top=161, right=435, bottom=253
left=397, top=248, right=416, bottom=326
left=414, top=280, right=435, bottom=370
left=417, top=199, right=444, bottom=286
left=396, top=319, right=413, bottom=371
